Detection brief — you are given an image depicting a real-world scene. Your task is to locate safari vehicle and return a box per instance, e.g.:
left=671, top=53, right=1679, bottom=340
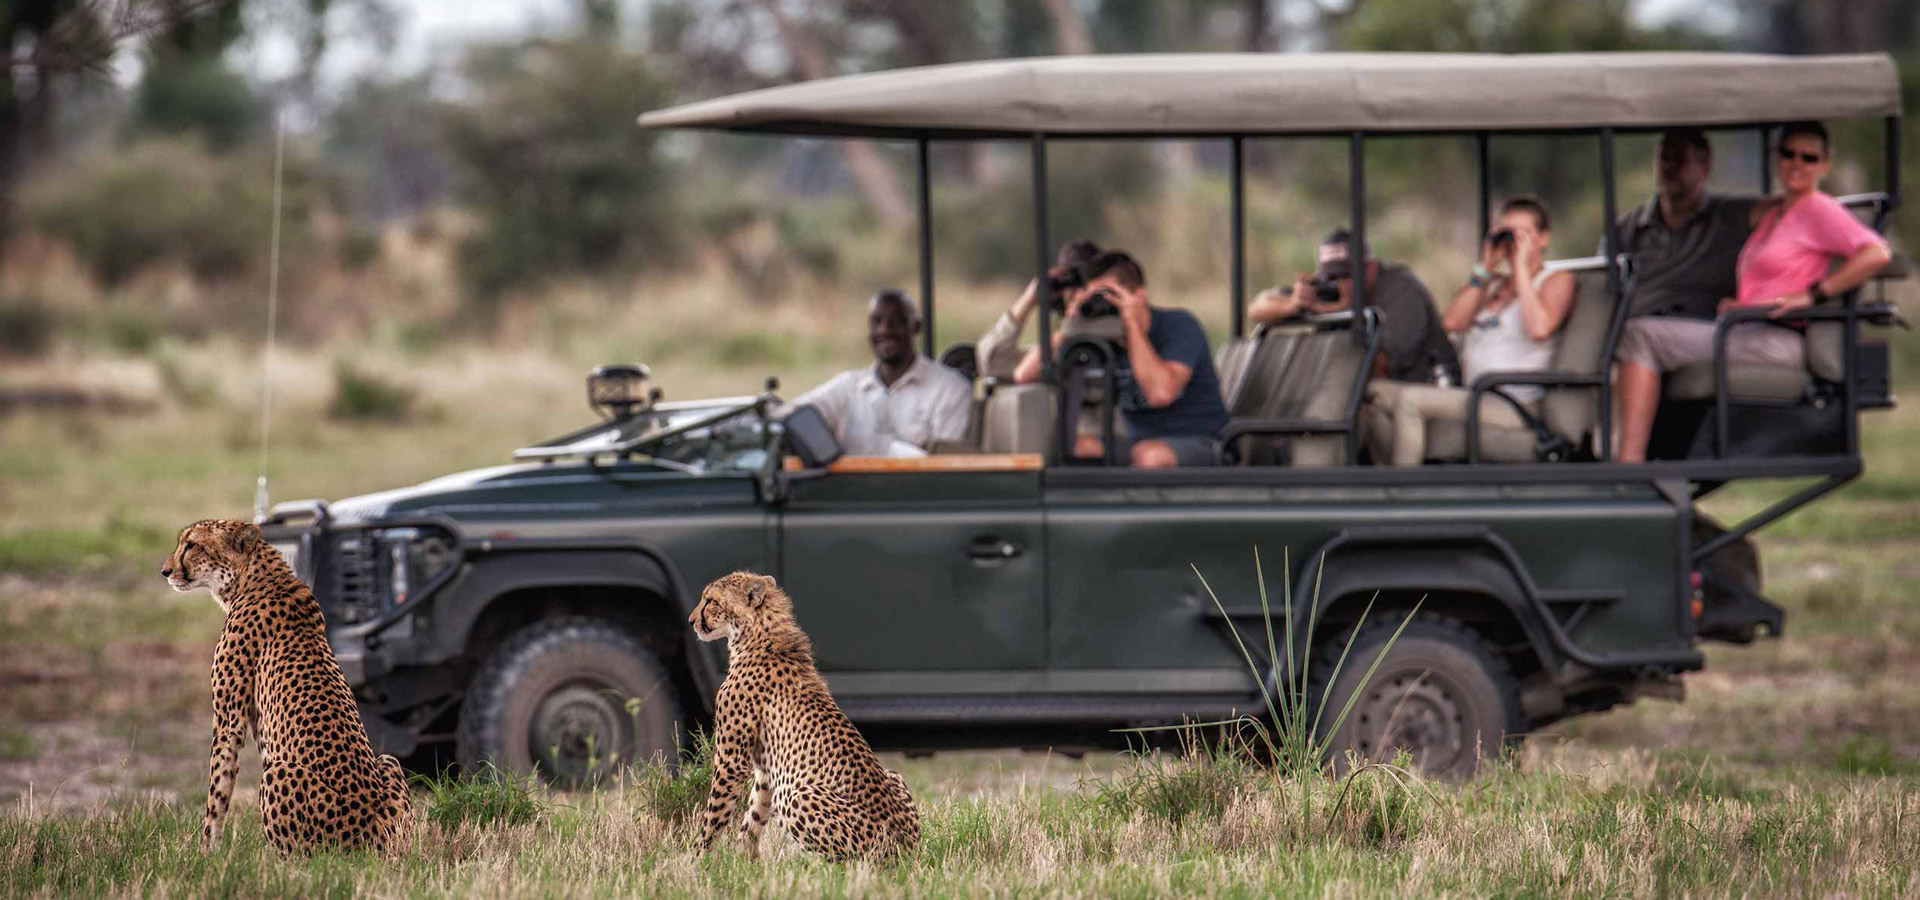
left=261, top=53, right=1907, bottom=782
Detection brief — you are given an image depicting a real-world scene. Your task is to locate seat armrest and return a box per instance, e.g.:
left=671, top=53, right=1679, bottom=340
left=1461, top=373, right=1605, bottom=463
left=1218, top=418, right=1354, bottom=466
left=1707, top=300, right=1883, bottom=458
left=1219, top=418, right=1354, bottom=439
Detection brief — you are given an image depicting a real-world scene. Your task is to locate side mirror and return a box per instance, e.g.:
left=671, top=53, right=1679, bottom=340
left=781, top=404, right=843, bottom=469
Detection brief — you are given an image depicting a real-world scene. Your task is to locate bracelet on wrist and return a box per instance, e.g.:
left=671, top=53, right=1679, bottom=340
left=1469, top=263, right=1491, bottom=287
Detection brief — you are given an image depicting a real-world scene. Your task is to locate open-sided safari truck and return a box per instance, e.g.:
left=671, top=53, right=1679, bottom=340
left=262, top=53, right=1905, bottom=782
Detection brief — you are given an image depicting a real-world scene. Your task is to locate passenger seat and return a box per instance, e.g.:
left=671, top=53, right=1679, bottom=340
left=1662, top=249, right=1907, bottom=406
left=976, top=383, right=1057, bottom=458
left=1423, top=258, right=1618, bottom=462
left=1218, top=311, right=1375, bottom=467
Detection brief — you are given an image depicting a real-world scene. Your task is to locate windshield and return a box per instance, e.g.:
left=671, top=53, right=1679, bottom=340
left=637, top=406, right=772, bottom=474
left=515, top=399, right=774, bottom=474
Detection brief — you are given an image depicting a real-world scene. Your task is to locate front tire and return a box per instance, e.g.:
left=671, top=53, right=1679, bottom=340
left=1312, top=612, right=1522, bottom=780
left=457, top=617, right=685, bottom=788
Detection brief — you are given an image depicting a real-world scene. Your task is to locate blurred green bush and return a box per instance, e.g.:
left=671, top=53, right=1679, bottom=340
left=20, top=138, right=308, bottom=285
left=328, top=359, right=418, bottom=422
left=441, top=35, right=680, bottom=298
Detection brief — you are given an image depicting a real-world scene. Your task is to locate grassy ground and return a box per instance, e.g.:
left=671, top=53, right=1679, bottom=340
left=2, top=289, right=1918, bottom=897
left=4, top=745, right=1918, bottom=897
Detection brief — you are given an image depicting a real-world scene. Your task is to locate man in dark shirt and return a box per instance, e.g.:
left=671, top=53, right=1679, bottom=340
left=1611, top=128, right=1756, bottom=319
left=1248, top=229, right=1461, bottom=385
left=1076, top=251, right=1228, bottom=467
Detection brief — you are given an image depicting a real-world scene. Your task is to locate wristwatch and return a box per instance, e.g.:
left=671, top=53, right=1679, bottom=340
left=1468, top=263, right=1491, bottom=288
left=1808, top=281, right=1829, bottom=305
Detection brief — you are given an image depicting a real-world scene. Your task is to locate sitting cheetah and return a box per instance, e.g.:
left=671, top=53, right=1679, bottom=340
left=162, top=519, right=412, bottom=855
left=689, top=572, right=919, bottom=862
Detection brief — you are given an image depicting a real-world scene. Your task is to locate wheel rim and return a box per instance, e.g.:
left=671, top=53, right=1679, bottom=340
left=1349, top=669, right=1470, bottom=773
left=528, top=680, right=633, bottom=786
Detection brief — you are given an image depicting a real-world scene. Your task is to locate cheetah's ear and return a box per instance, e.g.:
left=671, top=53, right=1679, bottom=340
left=230, top=524, right=261, bottom=554
left=745, top=575, right=774, bottom=609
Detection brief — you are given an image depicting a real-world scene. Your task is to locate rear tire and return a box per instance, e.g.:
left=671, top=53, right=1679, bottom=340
left=457, top=617, right=685, bottom=788
left=1311, top=612, right=1522, bottom=780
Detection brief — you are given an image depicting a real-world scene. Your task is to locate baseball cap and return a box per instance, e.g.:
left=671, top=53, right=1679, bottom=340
left=1314, top=228, right=1373, bottom=280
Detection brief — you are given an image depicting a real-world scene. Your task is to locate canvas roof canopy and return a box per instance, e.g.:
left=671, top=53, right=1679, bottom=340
left=638, top=52, right=1901, bottom=138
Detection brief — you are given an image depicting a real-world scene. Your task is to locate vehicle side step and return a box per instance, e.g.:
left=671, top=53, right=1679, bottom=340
left=839, top=693, right=1261, bottom=725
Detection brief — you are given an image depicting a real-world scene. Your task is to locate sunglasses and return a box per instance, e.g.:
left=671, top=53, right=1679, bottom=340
left=1777, top=148, right=1824, bottom=165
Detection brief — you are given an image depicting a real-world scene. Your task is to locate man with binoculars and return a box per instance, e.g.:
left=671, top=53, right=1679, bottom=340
left=1247, top=228, right=1460, bottom=387
left=992, top=249, right=1227, bottom=468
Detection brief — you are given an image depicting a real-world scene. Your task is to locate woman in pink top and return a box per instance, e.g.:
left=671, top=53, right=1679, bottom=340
left=1613, top=121, right=1892, bottom=461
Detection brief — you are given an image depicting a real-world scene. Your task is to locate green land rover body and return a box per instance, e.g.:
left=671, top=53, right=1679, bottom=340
left=261, top=52, right=1905, bottom=781
left=258, top=386, right=1777, bottom=783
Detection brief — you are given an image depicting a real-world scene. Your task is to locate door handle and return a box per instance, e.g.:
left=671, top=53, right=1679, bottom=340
left=966, top=536, right=1022, bottom=560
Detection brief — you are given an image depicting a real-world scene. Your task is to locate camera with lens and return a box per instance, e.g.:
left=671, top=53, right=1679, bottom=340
left=1074, top=288, right=1122, bottom=320
left=1281, top=277, right=1342, bottom=306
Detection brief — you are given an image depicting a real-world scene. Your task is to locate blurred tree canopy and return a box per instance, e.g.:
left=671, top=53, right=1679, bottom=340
left=3, top=0, right=1915, bottom=306
left=438, top=16, right=677, bottom=297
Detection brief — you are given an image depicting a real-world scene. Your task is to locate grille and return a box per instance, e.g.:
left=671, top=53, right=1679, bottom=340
left=326, top=533, right=386, bottom=625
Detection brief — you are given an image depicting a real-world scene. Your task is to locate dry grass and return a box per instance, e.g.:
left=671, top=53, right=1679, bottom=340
left=4, top=746, right=1919, bottom=898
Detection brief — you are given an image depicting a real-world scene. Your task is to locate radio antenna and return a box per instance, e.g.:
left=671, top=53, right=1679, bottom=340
left=253, top=109, right=287, bottom=524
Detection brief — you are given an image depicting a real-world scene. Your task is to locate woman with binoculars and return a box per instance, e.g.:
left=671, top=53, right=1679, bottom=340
left=1361, top=195, right=1577, bottom=467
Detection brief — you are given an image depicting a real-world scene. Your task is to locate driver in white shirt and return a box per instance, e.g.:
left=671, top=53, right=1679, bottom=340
left=790, top=290, right=972, bottom=457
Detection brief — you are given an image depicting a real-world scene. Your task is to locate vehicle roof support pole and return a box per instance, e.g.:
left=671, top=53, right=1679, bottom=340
left=917, top=137, right=935, bottom=358
left=1759, top=126, right=1772, bottom=195
left=1349, top=131, right=1367, bottom=344
left=1230, top=136, right=1246, bottom=339
left=1598, top=127, right=1621, bottom=461
left=1476, top=132, right=1491, bottom=240
left=1886, top=116, right=1902, bottom=217
left=1032, top=133, right=1053, bottom=383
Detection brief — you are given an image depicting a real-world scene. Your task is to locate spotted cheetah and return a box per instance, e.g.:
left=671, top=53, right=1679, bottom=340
left=162, top=519, right=412, bottom=855
left=689, top=572, right=919, bottom=862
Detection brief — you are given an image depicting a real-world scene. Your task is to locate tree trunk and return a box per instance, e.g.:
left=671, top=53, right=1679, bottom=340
left=1041, top=0, right=1092, bottom=55
left=1243, top=0, right=1271, bottom=52
left=757, top=0, right=911, bottom=228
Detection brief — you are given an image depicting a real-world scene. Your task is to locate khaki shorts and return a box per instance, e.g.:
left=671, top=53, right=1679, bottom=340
left=1363, top=380, right=1533, bottom=467
left=1614, top=317, right=1805, bottom=372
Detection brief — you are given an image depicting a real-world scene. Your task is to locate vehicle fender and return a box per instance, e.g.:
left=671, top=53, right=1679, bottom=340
left=1293, top=531, right=1562, bottom=676
left=436, top=549, right=724, bottom=697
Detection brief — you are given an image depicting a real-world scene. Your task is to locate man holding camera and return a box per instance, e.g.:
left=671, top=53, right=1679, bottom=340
left=1013, top=251, right=1228, bottom=468
left=1247, top=228, right=1460, bottom=386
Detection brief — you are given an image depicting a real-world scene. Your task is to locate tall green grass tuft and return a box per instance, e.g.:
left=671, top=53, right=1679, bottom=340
left=1120, top=548, right=1430, bottom=841
left=415, top=763, right=544, bottom=828
left=1125, top=548, right=1421, bottom=773
left=629, top=729, right=715, bottom=825
left=1096, top=738, right=1258, bottom=826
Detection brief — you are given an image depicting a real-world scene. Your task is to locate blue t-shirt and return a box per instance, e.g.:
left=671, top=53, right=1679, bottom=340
left=1117, top=308, right=1230, bottom=441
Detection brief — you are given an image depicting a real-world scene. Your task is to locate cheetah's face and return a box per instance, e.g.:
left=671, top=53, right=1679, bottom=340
left=690, top=572, right=778, bottom=642
left=162, top=519, right=261, bottom=609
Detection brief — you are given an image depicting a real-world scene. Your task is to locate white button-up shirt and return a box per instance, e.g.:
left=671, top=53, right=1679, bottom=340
left=790, top=355, right=972, bottom=456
